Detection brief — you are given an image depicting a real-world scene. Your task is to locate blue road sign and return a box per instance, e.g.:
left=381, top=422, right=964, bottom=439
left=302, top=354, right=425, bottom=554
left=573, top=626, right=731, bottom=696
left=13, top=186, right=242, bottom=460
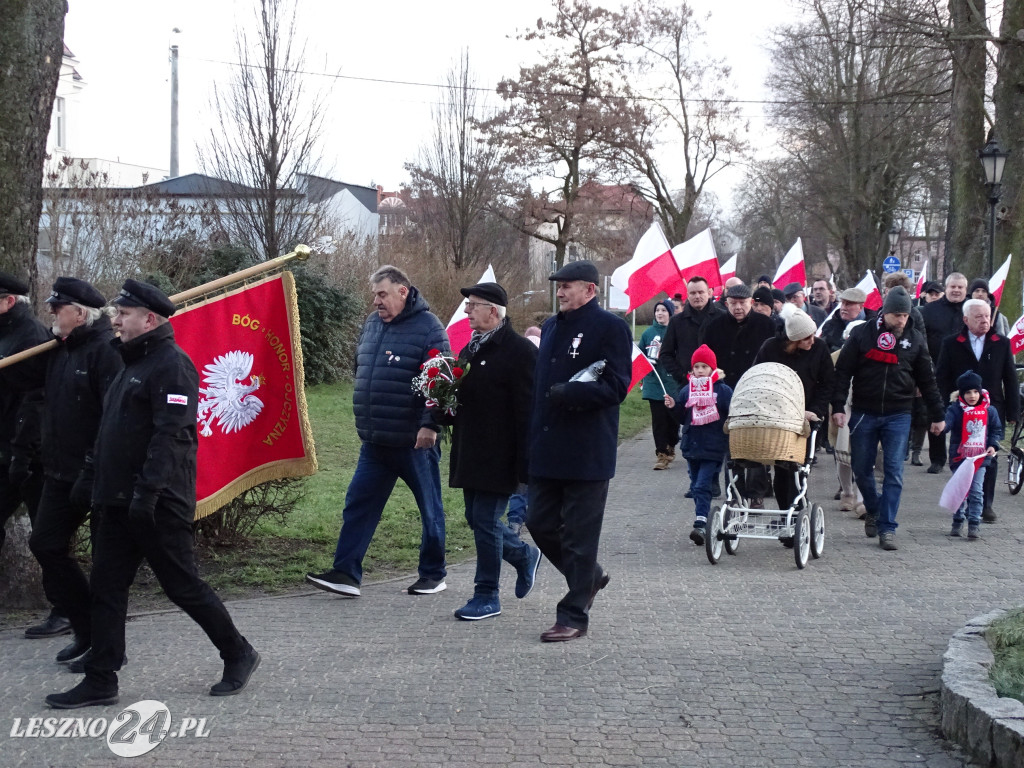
left=903, top=269, right=914, bottom=279
left=882, top=255, right=901, bottom=273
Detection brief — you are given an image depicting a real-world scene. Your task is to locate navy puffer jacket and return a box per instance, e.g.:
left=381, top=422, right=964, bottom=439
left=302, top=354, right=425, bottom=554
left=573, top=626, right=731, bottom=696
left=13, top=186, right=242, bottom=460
left=352, top=287, right=450, bottom=447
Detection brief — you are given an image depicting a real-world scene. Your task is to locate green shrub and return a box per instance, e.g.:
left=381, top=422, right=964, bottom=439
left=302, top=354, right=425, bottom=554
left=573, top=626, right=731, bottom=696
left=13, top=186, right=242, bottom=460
left=987, top=608, right=1024, bottom=704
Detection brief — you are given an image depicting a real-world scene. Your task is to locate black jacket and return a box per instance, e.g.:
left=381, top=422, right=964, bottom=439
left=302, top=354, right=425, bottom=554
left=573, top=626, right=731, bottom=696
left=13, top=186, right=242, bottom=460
left=449, top=321, right=536, bottom=494
left=935, top=326, right=1021, bottom=422
left=41, top=315, right=123, bottom=481
left=699, top=309, right=776, bottom=389
left=831, top=316, right=944, bottom=421
left=818, top=308, right=877, bottom=353
left=660, top=301, right=725, bottom=383
left=529, top=298, right=632, bottom=482
left=919, top=296, right=966, bottom=359
left=352, top=286, right=449, bottom=448
left=753, top=336, right=836, bottom=419
left=89, top=322, right=199, bottom=520
left=0, top=302, right=50, bottom=462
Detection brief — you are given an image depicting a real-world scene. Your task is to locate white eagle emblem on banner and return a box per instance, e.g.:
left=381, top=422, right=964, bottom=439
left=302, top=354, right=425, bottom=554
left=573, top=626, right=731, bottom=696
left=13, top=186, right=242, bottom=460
left=196, top=351, right=264, bottom=437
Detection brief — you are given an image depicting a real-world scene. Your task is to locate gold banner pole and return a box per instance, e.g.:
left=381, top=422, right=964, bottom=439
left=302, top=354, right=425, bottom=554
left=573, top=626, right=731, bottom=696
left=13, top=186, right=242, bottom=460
left=0, top=245, right=312, bottom=370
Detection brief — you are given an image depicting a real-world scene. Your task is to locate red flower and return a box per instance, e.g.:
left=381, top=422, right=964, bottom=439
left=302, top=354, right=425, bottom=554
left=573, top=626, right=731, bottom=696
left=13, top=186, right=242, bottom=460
left=453, top=367, right=464, bottom=378
left=427, top=367, right=440, bottom=378
left=428, top=380, right=437, bottom=389
left=428, top=349, right=440, bottom=357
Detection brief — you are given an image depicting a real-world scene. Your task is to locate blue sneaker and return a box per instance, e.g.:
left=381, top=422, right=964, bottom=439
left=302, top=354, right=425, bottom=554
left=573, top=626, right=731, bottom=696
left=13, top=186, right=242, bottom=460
left=454, top=597, right=501, bottom=621
left=516, top=546, right=542, bottom=599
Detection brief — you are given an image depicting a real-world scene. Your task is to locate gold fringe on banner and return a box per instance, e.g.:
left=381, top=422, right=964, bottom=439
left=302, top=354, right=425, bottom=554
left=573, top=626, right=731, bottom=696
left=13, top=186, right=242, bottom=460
left=188, top=271, right=318, bottom=521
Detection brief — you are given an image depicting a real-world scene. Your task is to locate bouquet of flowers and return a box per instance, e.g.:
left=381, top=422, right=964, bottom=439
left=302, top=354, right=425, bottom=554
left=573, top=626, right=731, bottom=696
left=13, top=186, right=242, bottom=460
left=411, top=349, right=468, bottom=418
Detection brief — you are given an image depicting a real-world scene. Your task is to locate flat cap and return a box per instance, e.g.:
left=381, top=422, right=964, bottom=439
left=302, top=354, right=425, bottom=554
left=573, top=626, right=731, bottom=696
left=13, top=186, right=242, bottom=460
left=725, top=283, right=752, bottom=299
left=752, top=286, right=774, bottom=306
left=783, top=281, right=804, bottom=298
left=922, top=281, right=942, bottom=295
left=112, top=279, right=176, bottom=318
left=46, top=276, right=106, bottom=308
left=0, top=271, right=30, bottom=296
left=549, top=260, right=599, bottom=284
left=460, top=281, right=508, bottom=307
left=837, top=287, right=867, bottom=304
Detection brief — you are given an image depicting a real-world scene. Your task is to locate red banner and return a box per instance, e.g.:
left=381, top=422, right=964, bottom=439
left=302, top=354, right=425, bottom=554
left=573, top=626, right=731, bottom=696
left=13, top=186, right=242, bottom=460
left=170, top=272, right=317, bottom=519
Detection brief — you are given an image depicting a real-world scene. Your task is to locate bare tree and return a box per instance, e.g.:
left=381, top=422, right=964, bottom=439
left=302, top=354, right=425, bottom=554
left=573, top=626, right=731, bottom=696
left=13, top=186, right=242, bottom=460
left=200, top=0, right=325, bottom=259
left=0, top=0, right=66, bottom=294
left=613, top=0, right=749, bottom=245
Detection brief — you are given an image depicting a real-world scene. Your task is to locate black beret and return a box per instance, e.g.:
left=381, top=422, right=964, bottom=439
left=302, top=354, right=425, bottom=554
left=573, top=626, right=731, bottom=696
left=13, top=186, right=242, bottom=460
left=459, top=281, right=508, bottom=307
left=752, top=286, right=774, bottom=305
left=549, top=260, right=599, bottom=284
left=46, top=276, right=106, bottom=308
left=922, top=281, right=942, bottom=295
left=757, top=274, right=773, bottom=284
left=0, top=271, right=30, bottom=296
left=771, top=288, right=785, bottom=303
left=112, top=279, right=176, bottom=318
left=783, top=282, right=804, bottom=297
left=725, top=283, right=752, bottom=299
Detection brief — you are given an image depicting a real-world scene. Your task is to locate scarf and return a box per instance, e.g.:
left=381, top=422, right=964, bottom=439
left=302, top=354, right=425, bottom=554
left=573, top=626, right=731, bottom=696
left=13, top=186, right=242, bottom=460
left=464, top=319, right=505, bottom=358
left=863, top=314, right=902, bottom=365
left=686, top=371, right=720, bottom=426
left=957, top=390, right=990, bottom=459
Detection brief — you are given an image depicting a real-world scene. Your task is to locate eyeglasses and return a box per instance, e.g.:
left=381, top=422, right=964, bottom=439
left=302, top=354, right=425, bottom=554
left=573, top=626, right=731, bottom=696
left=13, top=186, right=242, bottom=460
left=464, top=301, right=494, bottom=311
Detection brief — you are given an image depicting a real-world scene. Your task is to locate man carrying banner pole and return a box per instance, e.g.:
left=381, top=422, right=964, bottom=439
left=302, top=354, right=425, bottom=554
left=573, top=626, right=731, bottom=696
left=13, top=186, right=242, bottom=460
left=46, top=280, right=260, bottom=709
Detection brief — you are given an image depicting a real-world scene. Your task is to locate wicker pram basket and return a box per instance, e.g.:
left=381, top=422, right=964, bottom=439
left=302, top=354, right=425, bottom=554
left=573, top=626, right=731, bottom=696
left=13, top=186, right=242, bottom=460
left=725, top=363, right=808, bottom=463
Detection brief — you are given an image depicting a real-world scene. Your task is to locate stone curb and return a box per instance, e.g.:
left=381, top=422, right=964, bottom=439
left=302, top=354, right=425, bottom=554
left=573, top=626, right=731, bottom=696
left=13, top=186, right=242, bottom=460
left=941, top=608, right=1024, bottom=766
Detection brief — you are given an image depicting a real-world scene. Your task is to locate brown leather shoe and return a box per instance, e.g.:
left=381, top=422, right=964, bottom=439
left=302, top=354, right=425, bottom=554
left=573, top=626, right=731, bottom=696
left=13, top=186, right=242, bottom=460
left=540, top=624, right=587, bottom=642
left=586, top=572, right=610, bottom=611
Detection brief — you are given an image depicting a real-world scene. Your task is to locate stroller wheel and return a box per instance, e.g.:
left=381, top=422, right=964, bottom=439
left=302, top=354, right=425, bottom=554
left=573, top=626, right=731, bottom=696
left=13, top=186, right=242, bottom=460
left=723, top=507, right=739, bottom=556
left=810, top=504, right=825, bottom=559
left=705, top=507, right=725, bottom=565
left=793, top=511, right=810, bottom=569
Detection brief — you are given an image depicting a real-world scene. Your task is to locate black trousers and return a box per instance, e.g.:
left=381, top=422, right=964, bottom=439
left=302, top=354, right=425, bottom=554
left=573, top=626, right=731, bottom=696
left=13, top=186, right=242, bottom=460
left=28, top=479, right=93, bottom=638
left=928, top=431, right=947, bottom=466
left=85, top=504, right=249, bottom=688
left=648, top=399, right=679, bottom=455
left=527, top=478, right=608, bottom=631
left=983, top=455, right=998, bottom=510
left=0, top=458, right=43, bottom=553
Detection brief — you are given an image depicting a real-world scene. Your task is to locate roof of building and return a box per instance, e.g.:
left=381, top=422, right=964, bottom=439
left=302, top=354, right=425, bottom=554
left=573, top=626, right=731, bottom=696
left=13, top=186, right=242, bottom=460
left=298, top=174, right=378, bottom=212
left=136, top=173, right=300, bottom=198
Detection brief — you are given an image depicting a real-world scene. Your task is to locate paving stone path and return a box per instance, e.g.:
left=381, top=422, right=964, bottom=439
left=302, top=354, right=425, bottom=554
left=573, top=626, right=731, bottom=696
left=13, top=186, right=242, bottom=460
left=3, top=433, right=1022, bottom=767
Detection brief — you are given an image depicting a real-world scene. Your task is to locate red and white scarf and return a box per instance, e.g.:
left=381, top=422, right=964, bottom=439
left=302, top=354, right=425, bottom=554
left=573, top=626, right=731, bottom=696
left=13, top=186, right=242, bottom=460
left=957, top=390, right=990, bottom=459
left=686, top=371, right=721, bottom=426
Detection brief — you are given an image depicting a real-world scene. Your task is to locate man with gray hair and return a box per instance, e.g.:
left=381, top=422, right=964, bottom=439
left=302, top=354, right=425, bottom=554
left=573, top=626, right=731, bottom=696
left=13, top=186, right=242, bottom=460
left=307, top=265, right=450, bottom=597
left=935, top=298, right=1021, bottom=522
left=29, top=277, right=123, bottom=666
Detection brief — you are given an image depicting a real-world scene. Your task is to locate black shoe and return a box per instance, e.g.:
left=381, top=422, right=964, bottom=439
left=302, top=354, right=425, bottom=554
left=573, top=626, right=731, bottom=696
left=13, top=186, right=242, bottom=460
left=210, top=648, right=260, bottom=696
left=711, top=482, right=722, bottom=498
left=927, top=462, right=943, bottom=474
left=46, top=680, right=118, bottom=709
left=586, top=571, right=610, bottom=611
left=982, top=506, right=996, bottom=523
left=683, top=489, right=693, bottom=498
left=25, top=612, right=72, bottom=639
left=67, top=650, right=127, bottom=674
left=305, top=569, right=360, bottom=596
left=56, top=636, right=91, bottom=664
left=407, top=577, right=446, bottom=594
left=834, top=489, right=842, bottom=501
left=689, top=527, right=706, bottom=546
left=910, top=451, right=923, bottom=466
left=864, top=514, right=877, bottom=538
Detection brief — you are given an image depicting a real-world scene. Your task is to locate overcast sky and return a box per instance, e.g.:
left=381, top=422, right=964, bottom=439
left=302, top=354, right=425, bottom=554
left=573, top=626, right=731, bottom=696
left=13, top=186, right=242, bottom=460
left=63, top=0, right=788, bottom=204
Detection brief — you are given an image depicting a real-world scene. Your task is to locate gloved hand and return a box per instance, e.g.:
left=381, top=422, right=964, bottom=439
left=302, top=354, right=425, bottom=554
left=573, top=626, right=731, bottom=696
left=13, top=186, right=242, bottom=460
left=8, top=459, right=31, bottom=490
left=548, top=383, right=567, bottom=405
left=69, top=474, right=93, bottom=508
left=128, top=494, right=157, bottom=528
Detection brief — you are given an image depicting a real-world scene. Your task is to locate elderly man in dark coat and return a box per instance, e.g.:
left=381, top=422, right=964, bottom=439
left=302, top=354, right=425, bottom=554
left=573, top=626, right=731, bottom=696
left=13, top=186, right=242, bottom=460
left=528, top=261, right=632, bottom=642
left=935, top=298, right=1021, bottom=522
left=447, top=281, right=541, bottom=621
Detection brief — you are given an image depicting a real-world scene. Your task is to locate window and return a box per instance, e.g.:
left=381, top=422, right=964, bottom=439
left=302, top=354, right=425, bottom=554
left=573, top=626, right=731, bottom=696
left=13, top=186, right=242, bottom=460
left=52, top=96, right=66, bottom=150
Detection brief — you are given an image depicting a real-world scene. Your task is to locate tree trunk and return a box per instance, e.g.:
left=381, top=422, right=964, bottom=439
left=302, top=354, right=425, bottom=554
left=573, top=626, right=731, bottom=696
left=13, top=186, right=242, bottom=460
left=0, top=0, right=66, bottom=293
left=993, top=0, right=1024, bottom=322
left=945, top=0, right=988, bottom=278
left=0, top=514, right=47, bottom=608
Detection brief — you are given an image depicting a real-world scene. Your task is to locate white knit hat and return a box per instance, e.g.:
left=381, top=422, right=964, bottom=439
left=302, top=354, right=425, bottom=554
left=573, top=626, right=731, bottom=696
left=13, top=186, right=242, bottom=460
left=785, top=309, right=817, bottom=341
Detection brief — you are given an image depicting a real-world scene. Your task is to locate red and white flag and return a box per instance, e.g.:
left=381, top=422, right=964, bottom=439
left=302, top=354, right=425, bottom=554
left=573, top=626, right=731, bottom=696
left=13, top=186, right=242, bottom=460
left=914, top=260, right=928, bottom=299
left=1009, top=311, right=1024, bottom=355
left=988, top=253, right=1012, bottom=307
left=628, top=342, right=657, bottom=394
left=854, top=270, right=882, bottom=311
left=171, top=272, right=317, bottom=519
left=669, top=229, right=722, bottom=296
left=446, top=264, right=496, bottom=356
left=939, top=454, right=987, bottom=512
left=611, top=222, right=679, bottom=313
left=774, top=238, right=806, bottom=289
left=719, top=253, right=737, bottom=284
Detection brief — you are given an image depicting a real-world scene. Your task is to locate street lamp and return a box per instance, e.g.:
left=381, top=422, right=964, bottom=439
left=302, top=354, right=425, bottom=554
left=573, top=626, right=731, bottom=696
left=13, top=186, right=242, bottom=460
left=888, top=224, right=900, bottom=257
left=978, top=136, right=1010, bottom=276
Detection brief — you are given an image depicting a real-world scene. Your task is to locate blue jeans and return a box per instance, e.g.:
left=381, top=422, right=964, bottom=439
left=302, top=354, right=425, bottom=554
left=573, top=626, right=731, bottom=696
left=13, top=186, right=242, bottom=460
left=506, top=483, right=529, bottom=527
left=687, top=458, right=722, bottom=526
left=463, top=489, right=531, bottom=598
left=849, top=410, right=912, bottom=535
left=954, top=464, right=986, bottom=524
left=332, top=442, right=446, bottom=583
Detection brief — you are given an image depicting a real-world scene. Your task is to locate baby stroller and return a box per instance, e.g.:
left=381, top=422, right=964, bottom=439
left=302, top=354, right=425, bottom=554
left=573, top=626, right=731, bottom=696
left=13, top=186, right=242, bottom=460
left=705, top=363, right=825, bottom=569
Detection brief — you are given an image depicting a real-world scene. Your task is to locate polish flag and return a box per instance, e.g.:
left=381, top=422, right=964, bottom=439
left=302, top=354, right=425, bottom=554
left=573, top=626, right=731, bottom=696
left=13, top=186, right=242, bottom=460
left=611, top=222, right=679, bottom=313
left=988, top=254, right=1012, bottom=307
left=773, top=238, right=806, bottom=289
left=669, top=229, right=723, bottom=296
left=628, top=342, right=657, bottom=394
left=854, top=270, right=882, bottom=311
left=914, top=260, right=928, bottom=299
left=719, top=253, right=737, bottom=283
left=446, top=264, right=496, bottom=356
left=1009, top=311, right=1024, bottom=355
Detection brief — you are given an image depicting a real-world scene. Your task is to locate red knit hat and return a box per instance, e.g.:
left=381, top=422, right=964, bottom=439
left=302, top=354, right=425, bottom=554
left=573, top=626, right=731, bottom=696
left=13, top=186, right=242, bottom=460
left=691, top=344, right=717, bottom=371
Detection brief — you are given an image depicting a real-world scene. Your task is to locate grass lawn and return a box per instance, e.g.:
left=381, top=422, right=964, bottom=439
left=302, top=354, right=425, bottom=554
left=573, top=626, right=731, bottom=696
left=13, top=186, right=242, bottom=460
left=987, top=607, right=1024, bottom=704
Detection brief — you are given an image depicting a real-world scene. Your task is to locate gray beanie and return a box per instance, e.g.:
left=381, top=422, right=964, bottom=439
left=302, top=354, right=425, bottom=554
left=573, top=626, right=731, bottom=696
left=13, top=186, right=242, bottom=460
left=882, top=286, right=912, bottom=315
left=785, top=309, right=817, bottom=340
